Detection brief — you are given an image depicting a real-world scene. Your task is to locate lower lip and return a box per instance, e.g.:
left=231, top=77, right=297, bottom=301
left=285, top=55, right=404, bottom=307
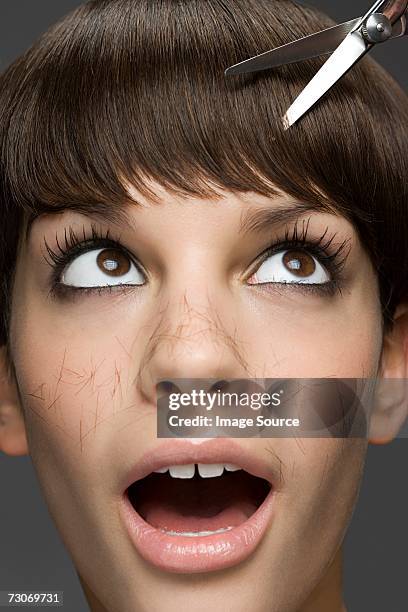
left=120, top=487, right=275, bottom=573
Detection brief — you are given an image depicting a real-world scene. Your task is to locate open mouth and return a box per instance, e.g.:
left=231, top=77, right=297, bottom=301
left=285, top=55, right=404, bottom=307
left=127, top=463, right=271, bottom=538
left=120, top=443, right=276, bottom=573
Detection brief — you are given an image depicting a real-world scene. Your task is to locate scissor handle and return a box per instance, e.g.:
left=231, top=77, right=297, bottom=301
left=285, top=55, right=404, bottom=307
left=383, top=0, right=408, bottom=24
left=391, top=8, right=408, bottom=35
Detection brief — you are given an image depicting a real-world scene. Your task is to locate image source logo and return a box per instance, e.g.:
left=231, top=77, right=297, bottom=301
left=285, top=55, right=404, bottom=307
left=155, top=378, right=405, bottom=438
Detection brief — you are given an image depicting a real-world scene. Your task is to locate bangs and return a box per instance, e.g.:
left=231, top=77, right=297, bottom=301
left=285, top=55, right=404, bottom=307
left=1, top=0, right=408, bottom=340
left=1, top=0, right=406, bottom=212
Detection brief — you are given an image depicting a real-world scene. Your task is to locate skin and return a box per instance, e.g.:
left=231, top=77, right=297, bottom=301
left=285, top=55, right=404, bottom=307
left=1, top=182, right=407, bottom=612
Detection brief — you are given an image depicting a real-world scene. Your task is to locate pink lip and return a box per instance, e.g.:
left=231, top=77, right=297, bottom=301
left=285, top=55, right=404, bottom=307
left=119, top=439, right=277, bottom=573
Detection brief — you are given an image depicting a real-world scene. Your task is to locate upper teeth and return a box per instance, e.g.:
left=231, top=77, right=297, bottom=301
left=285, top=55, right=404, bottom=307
left=154, top=463, right=242, bottom=479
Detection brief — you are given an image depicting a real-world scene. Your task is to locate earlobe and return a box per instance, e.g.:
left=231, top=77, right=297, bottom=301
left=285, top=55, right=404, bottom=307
left=369, top=377, right=407, bottom=444
left=369, top=304, right=408, bottom=445
left=0, top=401, right=29, bottom=456
left=0, top=345, right=29, bottom=456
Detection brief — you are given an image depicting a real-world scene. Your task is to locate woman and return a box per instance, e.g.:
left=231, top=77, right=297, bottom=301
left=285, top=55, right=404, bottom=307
left=0, top=1, right=407, bottom=610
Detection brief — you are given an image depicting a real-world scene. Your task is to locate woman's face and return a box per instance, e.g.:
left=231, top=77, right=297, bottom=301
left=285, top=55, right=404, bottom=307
left=9, top=183, right=382, bottom=612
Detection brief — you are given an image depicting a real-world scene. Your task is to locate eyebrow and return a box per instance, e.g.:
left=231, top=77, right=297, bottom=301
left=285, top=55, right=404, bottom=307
left=24, top=197, right=338, bottom=242
left=24, top=200, right=136, bottom=243
left=238, top=200, right=337, bottom=236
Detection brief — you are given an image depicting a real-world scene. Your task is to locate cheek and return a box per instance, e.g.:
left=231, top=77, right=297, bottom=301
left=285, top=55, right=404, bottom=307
left=268, top=438, right=367, bottom=566
left=299, top=439, right=367, bottom=544
left=289, top=439, right=367, bottom=508
left=242, top=289, right=382, bottom=377
left=11, top=316, right=137, bottom=490
left=11, top=343, right=153, bottom=550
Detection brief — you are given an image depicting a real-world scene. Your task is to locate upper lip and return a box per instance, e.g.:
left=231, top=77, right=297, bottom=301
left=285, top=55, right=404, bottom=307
left=120, top=438, right=278, bottom=493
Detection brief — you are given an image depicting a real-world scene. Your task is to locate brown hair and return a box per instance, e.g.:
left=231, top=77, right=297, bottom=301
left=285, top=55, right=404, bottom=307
left=1, top=0, right=408, bottom=347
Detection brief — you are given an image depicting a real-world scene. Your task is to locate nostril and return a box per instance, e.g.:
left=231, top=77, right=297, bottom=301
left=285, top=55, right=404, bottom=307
left=209, top=379, right=229, bottom=393
left=156, top=380, right=180, bottom=399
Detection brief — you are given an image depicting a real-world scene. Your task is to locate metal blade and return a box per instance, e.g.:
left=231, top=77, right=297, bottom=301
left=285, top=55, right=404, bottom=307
left=283, top=30, right=370, bottom=129
left=224, top=18, right=361, bottom=76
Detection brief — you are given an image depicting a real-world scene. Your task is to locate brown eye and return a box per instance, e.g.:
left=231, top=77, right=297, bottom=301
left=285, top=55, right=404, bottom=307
left=61, top=247, right=145, bottom=288
left=282, top=250, right=316, bottom=278
left=96, top=249, right=131, bottom=277
left=248, top=247, right=330, bottom=286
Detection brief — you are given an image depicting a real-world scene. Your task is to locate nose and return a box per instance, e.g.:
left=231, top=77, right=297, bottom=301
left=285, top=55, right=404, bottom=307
left=136, top=291, right=250, bottom=405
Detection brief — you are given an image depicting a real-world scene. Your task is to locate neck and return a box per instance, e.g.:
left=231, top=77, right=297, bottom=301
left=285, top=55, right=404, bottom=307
left=78, top=574, right=109, bottom=612
left=301, top=547, right=346, bottom=612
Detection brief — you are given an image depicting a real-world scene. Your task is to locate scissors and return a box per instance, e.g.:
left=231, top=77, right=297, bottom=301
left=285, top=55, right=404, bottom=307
left=225, top=0, right=407, bottom=129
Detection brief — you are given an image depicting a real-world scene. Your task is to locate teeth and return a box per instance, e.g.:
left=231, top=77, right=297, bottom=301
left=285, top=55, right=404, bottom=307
left=224, top=464, right=241, bottom=472
left=153, top=463, right=243, bottom=478
left=197, top=463, right=224, bottom=478
left=169, top=464, right=196, bottom=479
left=160, top=526, right=234, bottom=537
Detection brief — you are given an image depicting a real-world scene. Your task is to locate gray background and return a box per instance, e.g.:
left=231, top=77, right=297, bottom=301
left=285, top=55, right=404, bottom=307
left=0, top=2, right=407, bottom=611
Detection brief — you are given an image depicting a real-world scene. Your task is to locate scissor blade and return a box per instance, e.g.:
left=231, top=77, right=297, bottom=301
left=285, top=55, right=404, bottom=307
left=283, top=30, right=369, bottom=129
left=224, top=18, right=361, bottom=76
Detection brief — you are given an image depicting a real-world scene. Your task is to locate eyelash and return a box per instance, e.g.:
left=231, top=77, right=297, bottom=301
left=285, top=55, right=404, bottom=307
left=43, top=220, right=350, bottom=301
left=250, top=220, right=350, bottom=298
left=43, top=224, right=140, bottom=300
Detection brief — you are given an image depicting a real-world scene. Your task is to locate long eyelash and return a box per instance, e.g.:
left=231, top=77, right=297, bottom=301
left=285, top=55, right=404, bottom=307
left=257, top=218, right=352, bottom=297
left=43, top=218, right=351, bottom=301
left=42, top=223, right=135, bottom=299
left=43, top=223, right=119, bottom=267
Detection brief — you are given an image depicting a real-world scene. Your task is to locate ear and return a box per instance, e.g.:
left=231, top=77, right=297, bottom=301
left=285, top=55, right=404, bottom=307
left=369, top=304, right=408, bottom=445
left=0, top=345, right=29, bottom=456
